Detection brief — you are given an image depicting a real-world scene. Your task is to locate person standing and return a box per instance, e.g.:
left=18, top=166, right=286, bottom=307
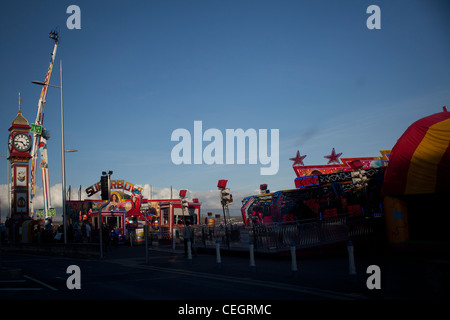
left=81, top=222, right=87, bottom=242
left=85, top=222, right=91, bottom=243
left=182, top=221, right=194, bottom=257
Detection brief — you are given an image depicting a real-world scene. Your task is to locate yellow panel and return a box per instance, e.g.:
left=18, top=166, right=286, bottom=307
left=405, top=118, right=450, bottom=194
left=383, top=196, right=409, bottom=243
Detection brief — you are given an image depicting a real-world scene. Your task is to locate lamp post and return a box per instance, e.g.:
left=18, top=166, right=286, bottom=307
left=218, top=180, right=232, bottom=250
left=64, top=148, right=77, bottom=229
left=32, top=60, right=69, bottom=243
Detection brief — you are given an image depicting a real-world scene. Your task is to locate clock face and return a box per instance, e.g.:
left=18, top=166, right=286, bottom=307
left=13, top=133, right=31, bottom=152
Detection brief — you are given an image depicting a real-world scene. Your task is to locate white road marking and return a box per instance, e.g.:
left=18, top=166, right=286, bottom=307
left=24, top=275, right=58, bottom=291
left=114, top=262, right=357, bottom=300
left=0, top=288, right=42, bottom=291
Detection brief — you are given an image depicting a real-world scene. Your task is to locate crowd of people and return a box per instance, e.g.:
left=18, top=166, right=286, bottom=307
left=30, top=220, right=123, bottom=247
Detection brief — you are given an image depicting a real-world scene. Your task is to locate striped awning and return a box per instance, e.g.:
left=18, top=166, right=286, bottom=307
left=383, top=110, right=450, bottom=195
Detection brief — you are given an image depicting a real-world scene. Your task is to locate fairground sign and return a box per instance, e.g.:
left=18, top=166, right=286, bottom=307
left=85, top=179, right=143, bottom=198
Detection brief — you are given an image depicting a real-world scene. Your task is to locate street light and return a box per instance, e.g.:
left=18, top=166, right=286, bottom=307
left=179, top=189, right=188, bottom=225
left=32, top=60, right=67, bottom=243
left=64, top=149, right=77, bottom=202
left=218, top=179, right=232, bottom=250
left=101, top=170, right=113, bottom=200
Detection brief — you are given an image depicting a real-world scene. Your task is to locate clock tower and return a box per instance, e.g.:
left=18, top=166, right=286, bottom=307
left=8, top=93, right=32, bottom=221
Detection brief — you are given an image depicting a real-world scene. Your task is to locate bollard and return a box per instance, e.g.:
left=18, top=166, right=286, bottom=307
left=249, top=240, right=256, bottom=273
left=172, top=229, right=176, bottom=250
left=145, top=224, right=149, bottom=264
left=99, top=224, right=103, bottom=259
left=187, top=238, right=193, bottom=264
left=130, top=230, right=133, bottom=247
left=290, top=242, right=298, bottom=277
left=216, top=240, right=222, bottom=269
left=347, top=240, right=357, bottom=282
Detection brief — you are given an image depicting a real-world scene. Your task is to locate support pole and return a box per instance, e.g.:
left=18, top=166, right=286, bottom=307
left=347, top=240, right=357, bottom=282
left=145, top=224, right=149, bottom=264
left=60, top=60, right=67, bottom=244
left=216, top=240, right=222, bottom=269
left=187, top=238, right=192, bottom=264
left=222, top=204, right=230, bottom=250
left=99, top=220, right=103, bottom=259
left=172, top=228, right=176, bottom=250
left=290, top=242, right=298, bottom=277
left=249, top=240, right=256, bottom=273
left=130, top=231, right=133, bottom=247
left=97, top=201, right=109, bottom=259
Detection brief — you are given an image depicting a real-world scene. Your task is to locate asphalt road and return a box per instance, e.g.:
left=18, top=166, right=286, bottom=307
left=1, top=242, right=448, bottom=306
left=0, top=250, right=356, bottom=300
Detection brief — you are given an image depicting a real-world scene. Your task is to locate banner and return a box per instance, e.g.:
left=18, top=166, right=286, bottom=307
left=85, top=179, right=143, bottom=198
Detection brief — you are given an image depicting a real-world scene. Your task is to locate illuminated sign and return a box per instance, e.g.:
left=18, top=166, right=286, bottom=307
left=85, top=180, right=143, bottom=197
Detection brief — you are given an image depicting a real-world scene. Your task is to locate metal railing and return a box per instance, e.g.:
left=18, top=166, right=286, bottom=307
left=192, top=213, right=383, bottom=253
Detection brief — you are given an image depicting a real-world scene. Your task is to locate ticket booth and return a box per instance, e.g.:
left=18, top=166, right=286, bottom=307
left=158, top=199, right=201, bottom=241
left=90, top=210, right=126, bottom=234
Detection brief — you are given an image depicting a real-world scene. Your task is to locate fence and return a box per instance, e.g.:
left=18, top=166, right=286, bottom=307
left=192, top=214, right=383, bottom=253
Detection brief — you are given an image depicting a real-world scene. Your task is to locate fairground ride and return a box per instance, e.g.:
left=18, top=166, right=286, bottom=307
left=29, top=30, right=59, bottom=218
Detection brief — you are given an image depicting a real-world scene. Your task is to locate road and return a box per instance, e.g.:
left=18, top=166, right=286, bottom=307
left=0, top=250, right=359, bottom=301
left=0, top=242, right=446, bottom=305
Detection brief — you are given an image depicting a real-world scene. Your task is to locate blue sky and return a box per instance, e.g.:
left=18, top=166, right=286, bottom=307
left=1, top=0, right=449, bottom=216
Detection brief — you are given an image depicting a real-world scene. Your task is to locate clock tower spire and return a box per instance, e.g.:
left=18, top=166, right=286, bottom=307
left=8, top=93, right=32, bottom=222
left=18, top=92, right=22, bottom=112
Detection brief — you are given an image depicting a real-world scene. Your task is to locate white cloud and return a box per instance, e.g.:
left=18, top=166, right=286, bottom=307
left=0, top=184, right=10, bottom=220
left=140, top=184, right=252, bottom=211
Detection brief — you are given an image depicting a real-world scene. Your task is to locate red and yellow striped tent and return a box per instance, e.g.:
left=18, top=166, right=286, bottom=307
left=383, top=110, right=450, bottom=196
left=382, top=109, right=450, bottom=242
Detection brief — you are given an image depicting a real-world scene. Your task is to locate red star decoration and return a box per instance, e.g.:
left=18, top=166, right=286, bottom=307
left=290, top=150, right=307, bottom=166
left=324, top=148, right=343, bottom=165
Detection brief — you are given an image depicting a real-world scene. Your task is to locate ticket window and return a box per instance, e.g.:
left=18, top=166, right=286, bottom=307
left=174, top=207, right=198, bottom=225
left=105, top=216, right=122, bottom=228
left=161, top=208, right=169, bottom=225
left=189, top=207, right=198, bottom=225
left=175, top=215, right=195, bottom=225
left=93, top=215, right=122, bottom=230
left=92, top=216, right=99, bottom=230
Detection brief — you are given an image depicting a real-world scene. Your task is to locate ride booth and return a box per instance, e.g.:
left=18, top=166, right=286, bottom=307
left=89, top=210, right=128, bottom=244
left=67, top=195, right=156, bottom=245
left=158, top=198, right=201, bottom=244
